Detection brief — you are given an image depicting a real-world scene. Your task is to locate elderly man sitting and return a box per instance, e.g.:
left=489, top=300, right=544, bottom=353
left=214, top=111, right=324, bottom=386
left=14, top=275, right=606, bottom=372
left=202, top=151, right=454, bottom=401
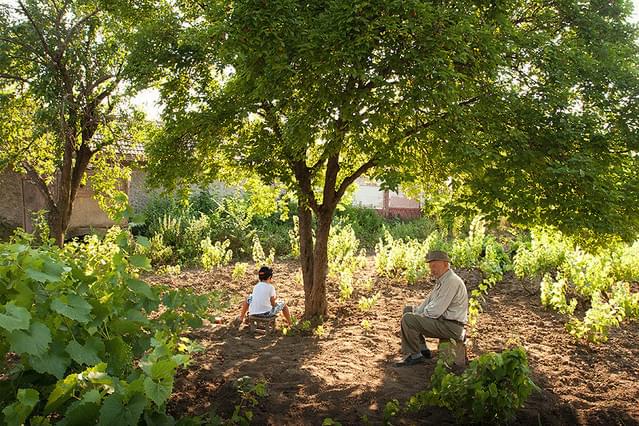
left=395, top=250, right=468, bottom=367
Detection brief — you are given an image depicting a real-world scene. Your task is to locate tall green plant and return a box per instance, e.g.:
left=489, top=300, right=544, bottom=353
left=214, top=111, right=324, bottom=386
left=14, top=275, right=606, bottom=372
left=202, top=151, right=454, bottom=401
left=0, top=228, right=221, bottom=424
left=407, top=346, right=538, bottom=424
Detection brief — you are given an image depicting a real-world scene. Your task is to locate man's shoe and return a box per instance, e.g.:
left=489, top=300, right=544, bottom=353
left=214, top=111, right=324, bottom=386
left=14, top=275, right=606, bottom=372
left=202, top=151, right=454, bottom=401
left=421, top=348, right=432, bottom=359
left=394, top=355, right=426, bottom=367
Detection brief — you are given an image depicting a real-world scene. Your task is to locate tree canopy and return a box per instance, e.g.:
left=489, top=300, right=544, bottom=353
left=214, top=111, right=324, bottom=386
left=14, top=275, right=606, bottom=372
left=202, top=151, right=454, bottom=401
left=0, top=0, right=149, bottom=245
left=135, top=0, right=639, bottom=315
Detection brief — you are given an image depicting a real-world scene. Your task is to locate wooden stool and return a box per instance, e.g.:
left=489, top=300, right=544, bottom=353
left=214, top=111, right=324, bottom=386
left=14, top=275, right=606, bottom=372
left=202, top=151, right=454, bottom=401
left=438, top=333, right=467, bottom=367
left=248, top=315, right=276, bottom=334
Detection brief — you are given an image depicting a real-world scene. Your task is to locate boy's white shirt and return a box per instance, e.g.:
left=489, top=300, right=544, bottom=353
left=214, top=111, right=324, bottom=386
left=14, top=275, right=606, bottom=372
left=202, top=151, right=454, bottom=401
left=248, top=281, right=276, bottom=315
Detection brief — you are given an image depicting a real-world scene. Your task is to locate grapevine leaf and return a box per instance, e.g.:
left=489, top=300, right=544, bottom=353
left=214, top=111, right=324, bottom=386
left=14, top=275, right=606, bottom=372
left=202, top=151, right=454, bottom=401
left=98, top=392, right=146, bottom=426
left=110, top=318, right=142, bottom=335
left=8, top=322, right=51, bottom=356
left=2, top=388, right=39, bottom=426
left=129, top=254, right=151, bottom=271
left=66, top=337, right=104, bottom=366
left=115, top=231, right=130, bottom=248
left=58, top=389, right=102, bottom=425
left=143, top=376, right=173, bottom=406
left=51, top=294, right=93, bottom=323
left=0, top=302, right=31, bottom=332
left=29, top=342, right=71, bottom=379
left=84, top=363, right=113, bottom=385
left=135, top=236, right=150, bottom=248
left=12, top=281, right=34, bottom=308
left=127, top=278, right=158, bottom=301
left=143, top=411, right=176, bottom=426
left=45, top=373, right=78, bottom=414
left=125, top=308, right=149, bottom=323
left=25, top=268, right=59, bottom=283
left=141, top=358, right=178, bottom=380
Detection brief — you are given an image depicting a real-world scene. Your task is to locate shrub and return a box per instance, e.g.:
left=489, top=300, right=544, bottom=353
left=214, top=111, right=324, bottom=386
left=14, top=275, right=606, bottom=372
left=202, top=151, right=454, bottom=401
left=252, top=235, right=275, bottom=266
left=200, top=238, right=233, bottom=271
left=540, top=273, right=577, bottom=315
left=566, top=283, right=639, bottom=343
left=181, top=214, right=211, bottom=261
left=0, top=228, right=221, bottom=425
left=374, top=230, right=440, bottom=284
left=142, top=234, right=174, bottom=266
left=386, top=216, right=438, bottom=242
left=232, top=262, right=249, bottom=281
left=610, top=241, right=639, bottom=282
left=407, top=346, right=538, bottom=424
left=338, top=272, right=354, bottom=301
left=335, top=206, right=386, bottom=250
left=151, top=213, right=184, bottom=248
left=358, top=292, right=381, bottom=311
left=157, top=264, right=182, bottom=276
left=328, top=224, right=366, bottom=280
left=513, top=229, right=571, bottom=279
left=450, top=216, right=485, bottom=268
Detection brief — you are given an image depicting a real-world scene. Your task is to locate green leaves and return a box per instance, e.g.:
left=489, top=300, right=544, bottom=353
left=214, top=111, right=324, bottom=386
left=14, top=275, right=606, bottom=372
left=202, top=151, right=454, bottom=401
left=8, top=322, right=51, bottom=356
left=0, top=302, right=31, bottom=332
left=51, top=294, right=93, bottom=323
left=66, top=337, right=104, bottom=366
left=143, top=376, right=174, bottom=407
left=2, top=388, right=39, bottom=426
left=99, top=393, right=146, bottom=426
left=29, top=343, right=71, bottom=379
left=130, top=254, right=152, bottom=271
left=407, top=346, right=537, bottom=424
left=45, top=374, right=79, bottom=414
left=0, top=217, right=216, bottom=426
left=127, top=278, right=158, bottom=301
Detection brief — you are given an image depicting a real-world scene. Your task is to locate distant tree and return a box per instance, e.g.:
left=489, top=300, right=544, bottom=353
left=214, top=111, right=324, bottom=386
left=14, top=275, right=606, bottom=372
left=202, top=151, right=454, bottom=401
left=137, top=0, right=639, bottom=317
left=0, top=0, right=147, bottom=246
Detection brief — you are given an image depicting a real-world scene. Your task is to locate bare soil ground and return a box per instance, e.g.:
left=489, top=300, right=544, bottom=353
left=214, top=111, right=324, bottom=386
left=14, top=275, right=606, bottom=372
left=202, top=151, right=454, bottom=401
left=148, top=259, right=639, bottom=425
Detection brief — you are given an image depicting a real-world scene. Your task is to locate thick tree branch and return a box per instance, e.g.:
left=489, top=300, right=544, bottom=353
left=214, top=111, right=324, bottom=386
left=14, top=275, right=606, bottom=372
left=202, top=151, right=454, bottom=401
left=69, top=144, right=93, bottom=203
left=322, top=152, right=340, bottom=210
left=293, top=160, right=320, bottom=214
left=335, top=157, right=377, bottom=201
left=85, top=74, right=115, bottom=99
left=23, top=161, right=56, bottom=211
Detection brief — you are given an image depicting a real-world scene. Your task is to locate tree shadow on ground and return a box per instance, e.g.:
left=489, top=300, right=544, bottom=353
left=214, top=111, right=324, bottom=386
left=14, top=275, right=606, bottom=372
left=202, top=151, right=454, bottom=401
left=159, top=264, right=639, bottom=425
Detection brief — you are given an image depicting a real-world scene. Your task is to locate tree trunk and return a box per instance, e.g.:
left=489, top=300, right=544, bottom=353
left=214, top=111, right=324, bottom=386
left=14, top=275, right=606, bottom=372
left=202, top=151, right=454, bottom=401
left=303, top=210, right=333, bottom=317
left=48, top=187, right=73, bottom=247
left=292, top=149, right=375, bottom=318
left=48, top=208, right=65, bottom=247
left=298, top=202, right=315, bottom=313
left=47, top=143, right=93, bottom=247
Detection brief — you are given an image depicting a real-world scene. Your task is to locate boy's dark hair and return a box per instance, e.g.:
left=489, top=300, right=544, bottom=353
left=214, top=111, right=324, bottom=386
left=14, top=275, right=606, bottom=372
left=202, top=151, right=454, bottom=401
left=258, top=266, right=273, bottom=280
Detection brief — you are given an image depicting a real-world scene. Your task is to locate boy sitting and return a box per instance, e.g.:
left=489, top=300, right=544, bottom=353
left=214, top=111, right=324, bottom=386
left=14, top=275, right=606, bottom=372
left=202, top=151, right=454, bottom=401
left=236, top=266, right=292, bottom=326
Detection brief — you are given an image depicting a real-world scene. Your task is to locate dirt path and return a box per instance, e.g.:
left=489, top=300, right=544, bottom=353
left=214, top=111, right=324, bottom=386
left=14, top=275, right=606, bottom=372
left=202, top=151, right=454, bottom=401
left=149, top=260, right=639, bottom=425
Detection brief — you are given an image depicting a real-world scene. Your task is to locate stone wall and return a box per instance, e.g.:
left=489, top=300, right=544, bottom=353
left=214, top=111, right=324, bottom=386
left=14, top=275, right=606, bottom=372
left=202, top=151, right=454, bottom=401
left=0, top=169, right=49, bottom=235
left=0, top=168, right=127, bottom=238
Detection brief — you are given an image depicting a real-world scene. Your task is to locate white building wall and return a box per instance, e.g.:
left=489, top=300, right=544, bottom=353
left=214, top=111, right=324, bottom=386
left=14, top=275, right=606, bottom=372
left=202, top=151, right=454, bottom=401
left=352, top=181, right=384, bottom=208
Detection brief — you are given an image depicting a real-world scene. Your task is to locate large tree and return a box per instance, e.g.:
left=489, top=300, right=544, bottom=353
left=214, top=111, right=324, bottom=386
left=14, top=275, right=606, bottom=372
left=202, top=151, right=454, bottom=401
left=0, top=0, right=146, bottom=246
left=137, top=0, right=639, bottom=317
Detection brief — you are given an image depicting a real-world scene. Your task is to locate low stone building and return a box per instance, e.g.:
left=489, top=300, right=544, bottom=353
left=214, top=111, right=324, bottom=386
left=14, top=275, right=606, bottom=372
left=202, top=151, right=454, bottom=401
left=0, top=142, right=146, bottom=240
